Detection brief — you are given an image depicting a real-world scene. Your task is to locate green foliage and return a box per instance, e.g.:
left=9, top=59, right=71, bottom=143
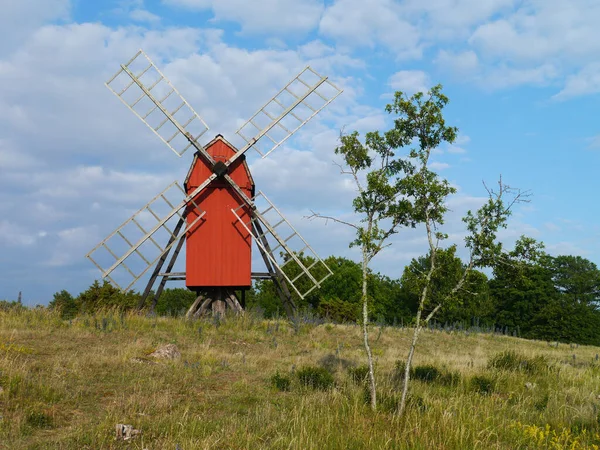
left=296, top=366, right=335, bottom=390
left=412, top=364, right=461, bottom=386
left=551, top=255, right=600, bottom=305
left=470, top=375, right=495, bottom=395
left=491, top=237, right=600, bottom=346
left=488, top=350, right=549, bottom=375
left=155, top=288, right=197, bottom=316
left=0, top=300, right=25, bottom=312
left=25, top=411, right=53, bottom=429
left=391, top=361, right=460, bottom=387
left=392, top=359, right=407, bottom=384
left=249, top=255, right=411, bottom=323
left=48, top=290, right=78, bottom=319
left=412, top=364, right=442, bottom=382
left=347, top=365, right=370, bottom=384
left=318, top=353, right=354, bottom=372
left=270, top=372, right=291, bottom=392
left=76, top=280, right=141, bottom=313
left=370, top=388, right=427, bottom=414
left=399, top=246, right=493, bottom=324
left=317, top=297, right=358, bottom=323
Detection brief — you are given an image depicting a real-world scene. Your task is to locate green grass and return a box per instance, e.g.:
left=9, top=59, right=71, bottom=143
left=1, top=308, right=600, bottom=448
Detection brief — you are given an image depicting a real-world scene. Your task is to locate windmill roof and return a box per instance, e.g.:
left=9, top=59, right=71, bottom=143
left=183, top=134, right=255, bottom=189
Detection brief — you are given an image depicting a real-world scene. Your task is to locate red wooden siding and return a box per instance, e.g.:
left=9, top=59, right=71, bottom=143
left=185, top=136, right=253, bottom=288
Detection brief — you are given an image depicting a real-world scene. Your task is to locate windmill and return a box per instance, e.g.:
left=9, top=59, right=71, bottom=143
left=85, top=50, right=343, bottom=317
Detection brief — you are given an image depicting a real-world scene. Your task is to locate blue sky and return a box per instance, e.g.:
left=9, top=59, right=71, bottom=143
left=1, top=0, right=599, bottom=305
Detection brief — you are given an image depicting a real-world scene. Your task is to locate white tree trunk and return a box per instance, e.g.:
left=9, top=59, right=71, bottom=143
left=362, top=249, right=377, bottom=410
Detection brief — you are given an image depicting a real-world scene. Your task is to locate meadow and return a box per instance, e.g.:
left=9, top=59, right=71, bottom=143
left=1, top=308, right=600, bottom=449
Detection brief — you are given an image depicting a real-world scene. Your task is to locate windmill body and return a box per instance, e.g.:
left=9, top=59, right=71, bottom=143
left=86, top=49, right=342, bottom=316
left=184, top=135, right=254, bottom=290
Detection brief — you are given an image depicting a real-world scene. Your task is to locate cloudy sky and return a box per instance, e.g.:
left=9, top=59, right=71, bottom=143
left=1, top=0, right=599, bottom=305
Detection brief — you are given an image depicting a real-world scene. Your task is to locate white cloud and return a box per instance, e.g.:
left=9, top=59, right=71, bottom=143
left=430, top=161, right=451, bottom=171
left=447, top=145, right=467, bottom=154
left=410, top=0, right=517, bottom=38
left=552, top=63, right=600, bottom=100
left=0, top=220, right=40, bottom=247
left=388, top=70, right=430, bottom=95
left=164, top=0, right=324, bottom=34
left=546, top=241, right=591, bottom=257
left=482, top=64, right=558, bottom=89
left=586, top=134, right=600, bottom=149
left=544, top=222, right=561, bottom=232
left=130, top=9, right=161, bottom=23
left=0, top=0, right=70, bottom=55
left=469, top=1, right=600, bottom=64
left=435, top=50, right=479, bottom=76
left=45, top=227, right=96, bottom=267
left=455, top=135, right=471, bottom=145
left=319, top=0, right=422, bottom=59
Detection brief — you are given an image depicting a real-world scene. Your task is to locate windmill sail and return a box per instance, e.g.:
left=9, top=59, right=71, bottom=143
left=234, top=66, right=343, bottom=160
left=86, top=181, right=205, bottom=291
left=231, top=191, right=333, bottom=299
left=105, top=49, right=210, bottom=157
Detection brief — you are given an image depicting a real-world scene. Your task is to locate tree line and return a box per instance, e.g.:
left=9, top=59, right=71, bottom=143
left=31, top=235, right=599, bottom=346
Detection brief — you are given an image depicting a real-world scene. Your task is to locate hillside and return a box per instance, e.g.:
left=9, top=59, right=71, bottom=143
left=1, top=309, right=600, bottom=449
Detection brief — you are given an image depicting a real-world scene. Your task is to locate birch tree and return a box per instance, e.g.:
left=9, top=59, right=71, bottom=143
left=309, top=85, right=459, bottom=409
left=309, top=130, right=414, bottom=409
left=312, top=84, right=526, bottom=414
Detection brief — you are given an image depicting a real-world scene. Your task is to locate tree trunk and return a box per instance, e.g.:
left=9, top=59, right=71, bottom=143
left=398, top=217, right=436, bottom=417
left=398, top=291, right=424, bottom=416
left=362, top=249, right=376, bottom=410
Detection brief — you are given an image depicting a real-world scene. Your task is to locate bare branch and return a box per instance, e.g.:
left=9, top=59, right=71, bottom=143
left=424, top=303, right=442, bottom=324
left=305, top=211, right=359, bottom=230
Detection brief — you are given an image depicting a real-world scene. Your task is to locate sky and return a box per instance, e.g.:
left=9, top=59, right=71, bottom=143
left=1, top=0, right=599, bottom=306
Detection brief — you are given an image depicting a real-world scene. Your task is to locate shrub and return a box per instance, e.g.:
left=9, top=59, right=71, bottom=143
left=296, top=366, right=335, bottom=390
left=393, top=361, right=460, bottom=387
left=488, top=350, right=548, bottom=375
left=26, top=411, right=53, bottom=429
left=392, top=360, right=407, bottom=384
left=48, top=290, right=79, bottom=319
left=270, top=372, right=291, bottom=392
left=470, top=375, right=495, bottom=394
left=319, top=353, right=354, bottom=372
left=369, top=388, right=426, bottom=414
left=534, top=393, right=549, bottom=411
left=348, top=365, right=369, bottom=384
left=0, top=300, right=26, bottom=313
left=413, top=364, right=442, bottom=383
left=317, top=297, right=358, bottom=323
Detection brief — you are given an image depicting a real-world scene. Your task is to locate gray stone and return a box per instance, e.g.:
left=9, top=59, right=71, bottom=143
left=115, top=424, right=140, bottom=440
left=149, top=343, right=181, bottom=360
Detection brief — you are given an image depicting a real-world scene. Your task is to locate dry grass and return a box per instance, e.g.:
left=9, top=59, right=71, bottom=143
left=1, top=308, right=600, bottom=449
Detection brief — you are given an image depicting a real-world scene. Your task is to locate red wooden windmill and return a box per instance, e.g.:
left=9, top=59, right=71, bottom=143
left=85, top=50, right=342, bottom=316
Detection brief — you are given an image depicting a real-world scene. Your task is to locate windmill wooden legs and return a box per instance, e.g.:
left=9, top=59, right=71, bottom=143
left=138, top=215, right=186, bottom=311
left=252, top=220, right=296, bottom=317
left=185, top=288, right=244, bottom=318
left=137, top=215, right=297, bottom=318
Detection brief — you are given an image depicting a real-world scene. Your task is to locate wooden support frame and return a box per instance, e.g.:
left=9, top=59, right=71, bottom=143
left=185, top=288, right=243, bottom=318
left=252, top=219, right=296, bottom=317
left=151, top=231, right=186, bottom=311
left=138, top=215, right=186, bottom=310
left=137, top=186, right=297, bottom=317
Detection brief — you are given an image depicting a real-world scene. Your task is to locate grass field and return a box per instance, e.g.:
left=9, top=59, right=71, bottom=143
left=1, top=308, right=600, bottom=449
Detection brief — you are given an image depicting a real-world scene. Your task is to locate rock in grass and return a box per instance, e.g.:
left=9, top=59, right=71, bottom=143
left=149, top=343, right=181, bottom=360
left=115, top=423, right=140, bottom=440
